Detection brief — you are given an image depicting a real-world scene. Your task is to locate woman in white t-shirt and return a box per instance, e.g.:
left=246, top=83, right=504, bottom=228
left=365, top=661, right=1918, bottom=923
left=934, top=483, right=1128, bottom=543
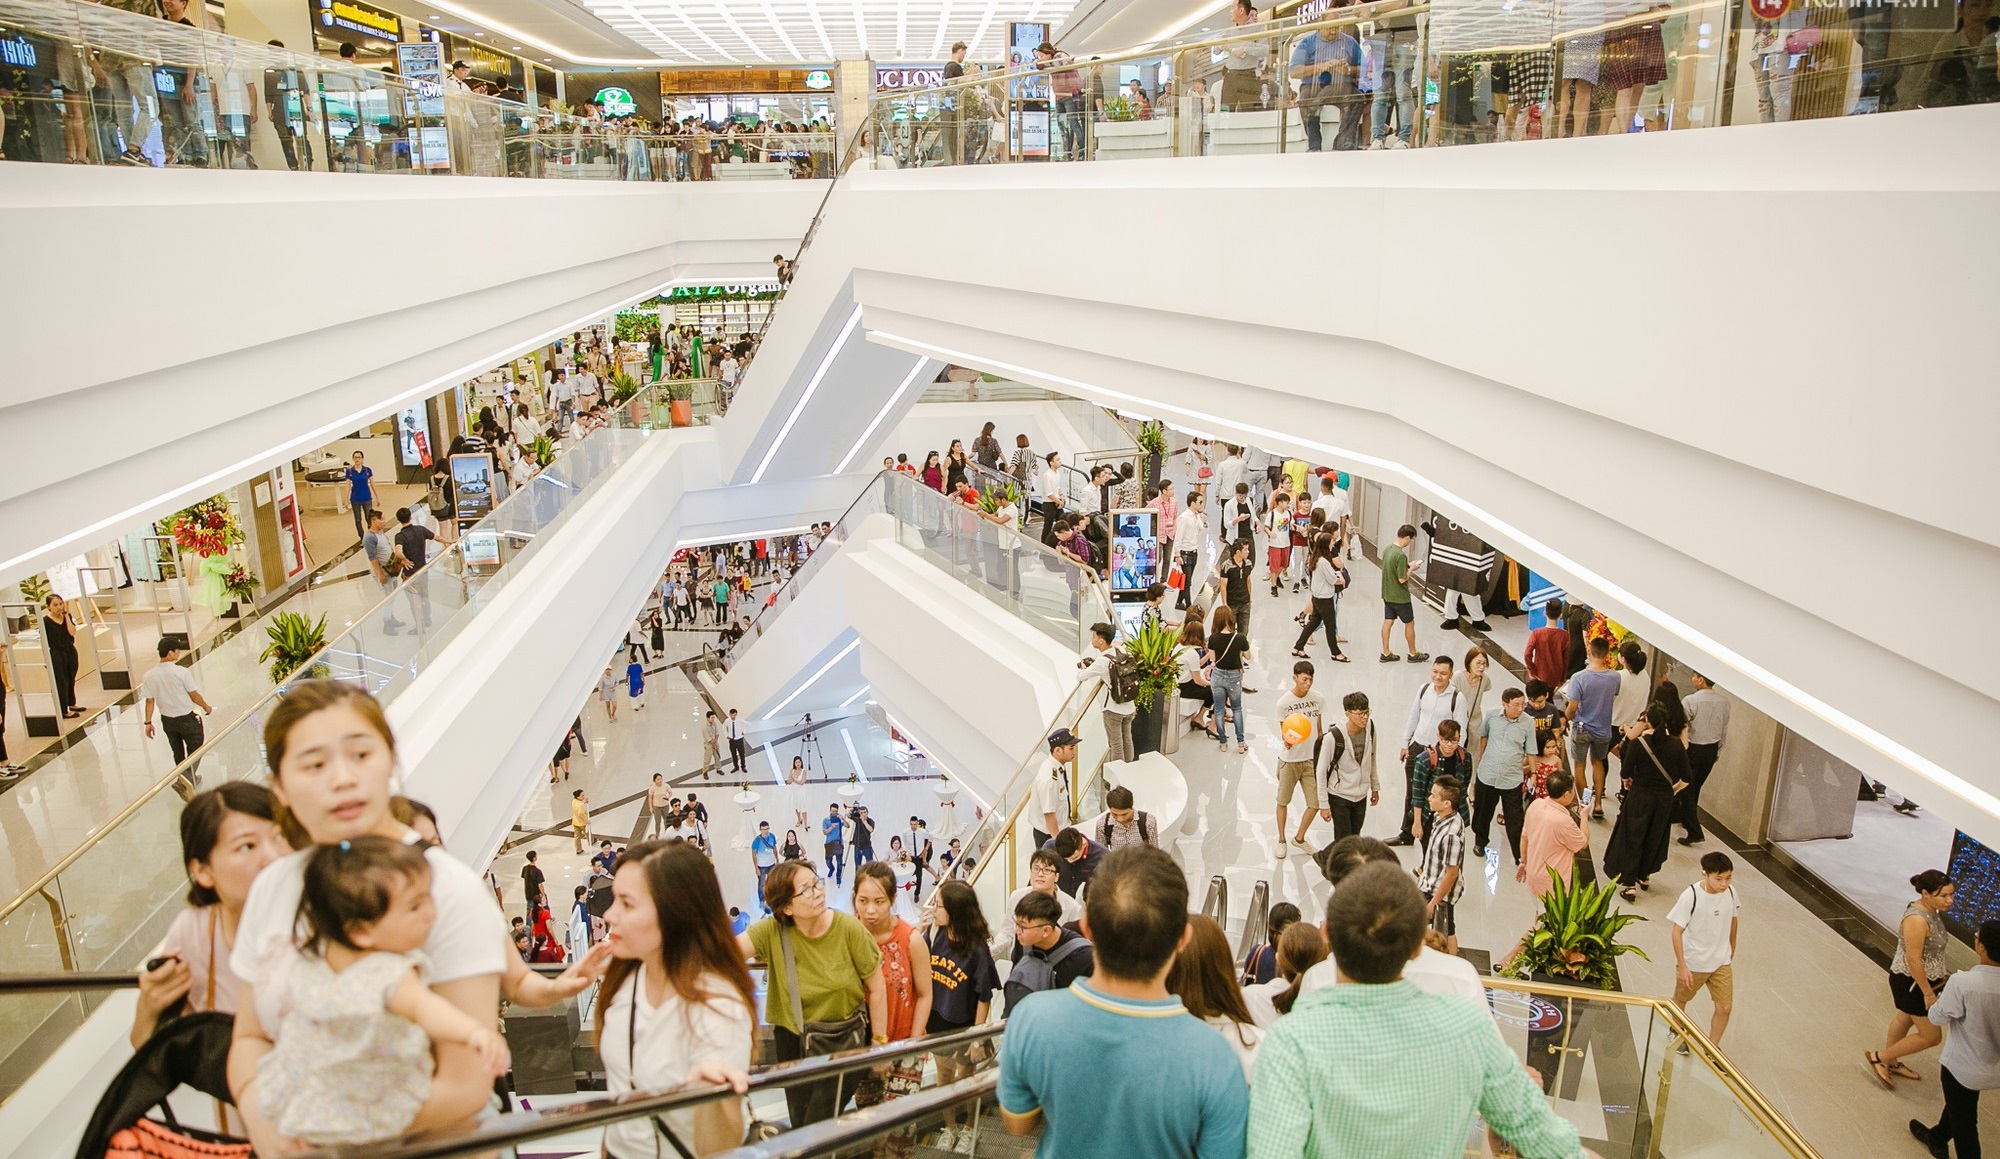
left=132, top=783, right=290, bottom=1050
left=1166, top=916, right=1264, bottom=1082
left=226, top=681, right=510, bottom=1157
left=599, top=840, right=755, bottom=1158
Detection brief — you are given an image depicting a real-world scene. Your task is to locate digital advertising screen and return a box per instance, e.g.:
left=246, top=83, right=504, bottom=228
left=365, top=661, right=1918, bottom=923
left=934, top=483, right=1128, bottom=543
left=450, top=452, right=500, bottom=524
left=1007, top=21, right=1051, bottom=99
left=1108, top=508, right=1160, bottom=597
left=1948, top=829, right=2000, bottom=942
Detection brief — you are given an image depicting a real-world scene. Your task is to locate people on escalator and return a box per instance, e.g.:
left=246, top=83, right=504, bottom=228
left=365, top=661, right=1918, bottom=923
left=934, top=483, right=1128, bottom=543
left=599, top=839, right=756, bottom=1159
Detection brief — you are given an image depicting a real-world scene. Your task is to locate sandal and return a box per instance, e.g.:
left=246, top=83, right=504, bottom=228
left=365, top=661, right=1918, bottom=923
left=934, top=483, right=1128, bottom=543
left=1291, top=649, right=1308, bottom=658
left=1888, top=1061, right=1922, bottom=1081
left=1638, top=879, right=1650, bottom=892
left=1618, top=887, right=1637, bottom=902
left=1328, top=653, right=1350, bottom=663
left=1864, top=1051, right=1895, bottom=1088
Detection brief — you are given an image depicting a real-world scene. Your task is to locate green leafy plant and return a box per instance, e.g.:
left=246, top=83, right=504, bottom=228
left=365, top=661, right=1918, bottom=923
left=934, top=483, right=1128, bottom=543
left=666, top=379, right=695, bottom=402
left=18, top=573, right=51, bottom=606
left=610, top=372, right=642, bottom=404
left=613, top=311, right=658, bottom=343
left=976, top=483, right=1021, bottom=516
left=1136, top=420, right=1168, bottom=457
left=221, top=563, right=260, bottom=607
left=1502, top=872, right=1648, bottom=990
left=1124, top=622, right=1181, bottom=711
left=259, top=611, right=330, bottom=684
left=530, top=435, right=556, bottom=468
left=1102, top=95, right=1137, bottom=123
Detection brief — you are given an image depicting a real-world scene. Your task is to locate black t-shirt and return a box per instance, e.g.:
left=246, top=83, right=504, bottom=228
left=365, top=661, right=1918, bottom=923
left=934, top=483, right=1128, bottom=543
left=395, top=524, right=437, bottom=576
left=944, top=60, right=965, bottom=81
left=926, top=928, right=1000, bottom=1031
left=1209, top=630, right=1247, bottom=672
left=522, top=862, right=545, bottom=899
left=1221, top=563, right=1253, bottom=607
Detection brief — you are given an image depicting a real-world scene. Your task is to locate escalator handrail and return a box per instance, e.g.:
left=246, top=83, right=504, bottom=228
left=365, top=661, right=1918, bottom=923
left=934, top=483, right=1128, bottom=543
left=0, top=971, right=141, bottom=994
left=1235, top=879, right=1271, bottom=961
left=710, top=1071, right=999, bottom=1159
left=285, top=1021, right=1005, bottom=1159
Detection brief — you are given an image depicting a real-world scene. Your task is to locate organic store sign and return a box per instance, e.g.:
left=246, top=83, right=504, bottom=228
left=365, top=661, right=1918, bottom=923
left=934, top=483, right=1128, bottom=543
left=596, top=85, right=637, bottom=117
left=805, top=69, right=834, bottom=90
left=668, top=283, right=782, bottom=300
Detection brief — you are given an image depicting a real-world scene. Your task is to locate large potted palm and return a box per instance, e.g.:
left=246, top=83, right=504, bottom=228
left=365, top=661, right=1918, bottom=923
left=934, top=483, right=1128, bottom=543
left=1137, top=421, right=1168, bottom=491
left=259, top=612, right=331, bottom=684
left=1124, top=622, right=1180, bottom=756
left=1501, top=872, right=1648, bottom=1099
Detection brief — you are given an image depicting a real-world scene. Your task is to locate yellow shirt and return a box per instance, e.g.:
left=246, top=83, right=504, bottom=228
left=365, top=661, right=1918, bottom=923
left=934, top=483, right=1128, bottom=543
left=572, top=798, right=589, bottom=827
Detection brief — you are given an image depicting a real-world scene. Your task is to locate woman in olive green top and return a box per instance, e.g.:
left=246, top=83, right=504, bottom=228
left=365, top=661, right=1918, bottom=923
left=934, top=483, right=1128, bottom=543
left=738, top=860, right=887, bottom=1125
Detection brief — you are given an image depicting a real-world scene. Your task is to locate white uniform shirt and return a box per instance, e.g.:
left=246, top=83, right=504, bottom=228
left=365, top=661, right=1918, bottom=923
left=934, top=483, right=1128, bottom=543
left=140, top=663, right=200, bottom=717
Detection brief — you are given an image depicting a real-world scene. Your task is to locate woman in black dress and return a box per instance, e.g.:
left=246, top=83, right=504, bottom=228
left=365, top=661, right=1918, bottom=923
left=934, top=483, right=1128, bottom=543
left=42, top=594, right=82, bottom=720
left=1601, top=703, right=1688, bottom=901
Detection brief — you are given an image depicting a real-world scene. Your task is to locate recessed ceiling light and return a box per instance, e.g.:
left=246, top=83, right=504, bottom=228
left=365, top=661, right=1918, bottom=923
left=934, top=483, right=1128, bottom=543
left=511, top=44, right=522, bottom=49
left=543, top=56, right=553, bottom=61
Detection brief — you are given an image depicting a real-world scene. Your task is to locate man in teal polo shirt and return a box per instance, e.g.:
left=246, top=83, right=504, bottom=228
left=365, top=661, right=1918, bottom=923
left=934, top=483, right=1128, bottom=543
left=1000, top=846, right=1247, bottom=1158
left=1472, top=688, right=1538, bottom=863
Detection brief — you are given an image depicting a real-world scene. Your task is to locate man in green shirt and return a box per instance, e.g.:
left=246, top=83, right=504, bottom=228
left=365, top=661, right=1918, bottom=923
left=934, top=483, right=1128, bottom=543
left=1379, top=523, right=1427, bottom=664
left=1247, top=863, right=1587, bottom=1159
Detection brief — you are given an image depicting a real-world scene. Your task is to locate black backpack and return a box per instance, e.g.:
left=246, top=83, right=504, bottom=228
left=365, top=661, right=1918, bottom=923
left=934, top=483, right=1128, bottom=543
left=1004, top=936, right=1092, bottom=1012
left=1105, top=649, right=1141, bottom=705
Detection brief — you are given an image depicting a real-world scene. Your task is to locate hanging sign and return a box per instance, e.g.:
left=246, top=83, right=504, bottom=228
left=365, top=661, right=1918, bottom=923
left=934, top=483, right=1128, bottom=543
left=596, top=85, right=637, bottom=116
left=804, top=69, right=834, bottom=90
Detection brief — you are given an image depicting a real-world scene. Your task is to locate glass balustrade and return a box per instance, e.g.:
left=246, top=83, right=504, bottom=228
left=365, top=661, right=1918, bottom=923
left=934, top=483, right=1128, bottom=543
left=865, top=0, right=1989, bottom=168
left=0, top=380, right=711, bottom=1100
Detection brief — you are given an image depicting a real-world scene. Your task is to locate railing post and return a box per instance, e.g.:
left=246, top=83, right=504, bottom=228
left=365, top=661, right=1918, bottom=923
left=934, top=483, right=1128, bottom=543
left=37, top=887, right=74, bottom=972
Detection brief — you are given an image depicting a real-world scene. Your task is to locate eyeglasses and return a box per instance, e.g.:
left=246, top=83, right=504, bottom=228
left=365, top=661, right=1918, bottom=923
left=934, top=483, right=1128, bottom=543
left=1014, top=921, right=1052, bottom=934
left=796, top=877, right=825, bottom=893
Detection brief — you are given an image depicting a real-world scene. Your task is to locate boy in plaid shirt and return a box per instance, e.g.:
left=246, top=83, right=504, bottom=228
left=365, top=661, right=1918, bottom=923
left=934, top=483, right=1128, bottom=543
left=1418, top=775, right=1466, bottom=955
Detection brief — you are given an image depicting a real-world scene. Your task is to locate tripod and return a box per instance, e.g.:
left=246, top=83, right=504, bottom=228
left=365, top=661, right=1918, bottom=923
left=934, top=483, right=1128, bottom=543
left=797, top=714, right=827, bottom=780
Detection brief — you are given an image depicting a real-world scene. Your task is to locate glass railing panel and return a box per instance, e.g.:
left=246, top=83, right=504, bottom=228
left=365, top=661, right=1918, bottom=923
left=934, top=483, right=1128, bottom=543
left=957, top=680, right=1104, bottom=928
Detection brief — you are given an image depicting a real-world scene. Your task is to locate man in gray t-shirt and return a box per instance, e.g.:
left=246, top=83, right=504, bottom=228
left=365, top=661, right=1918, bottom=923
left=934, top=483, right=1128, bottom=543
left=360, top=509, right=407, bottom=634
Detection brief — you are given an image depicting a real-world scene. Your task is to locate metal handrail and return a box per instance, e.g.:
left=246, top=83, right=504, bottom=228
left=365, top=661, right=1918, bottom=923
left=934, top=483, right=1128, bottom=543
left=949, top=682, right=1107, bottom=901
left=0, top=972, right=140, bottom=994
left=1235, top=879, right=1271, bottom=960
left=0, top=387, right=687, bottom=928
left=285, top=1022, right=1006, bottom=1159
left=1200, top=875, right=1229, bottom=925
left=713, top=1072, right=999, bottom=1159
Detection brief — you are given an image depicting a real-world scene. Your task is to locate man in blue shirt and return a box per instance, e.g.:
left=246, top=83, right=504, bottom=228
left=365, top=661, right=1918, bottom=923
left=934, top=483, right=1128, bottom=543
left=821, top=803, right=847, bottom=886
left=751, top=821, right=779, bottom=909
left=1288, top=22, right=1364, bottom=151
left=343, top=450, right=374, bottom=539
left=1000, top=846, right=1248, bottom=1159
left=1561, top=637, right=1623, bottom=820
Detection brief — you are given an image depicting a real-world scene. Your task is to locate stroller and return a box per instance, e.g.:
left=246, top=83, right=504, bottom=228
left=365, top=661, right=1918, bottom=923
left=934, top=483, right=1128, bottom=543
left=75, top=1011, right=248, bottom=1159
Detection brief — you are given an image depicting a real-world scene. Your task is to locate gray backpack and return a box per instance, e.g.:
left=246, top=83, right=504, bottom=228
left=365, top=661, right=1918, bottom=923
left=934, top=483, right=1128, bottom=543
left=1004, top=936, right=1091, bottom=1012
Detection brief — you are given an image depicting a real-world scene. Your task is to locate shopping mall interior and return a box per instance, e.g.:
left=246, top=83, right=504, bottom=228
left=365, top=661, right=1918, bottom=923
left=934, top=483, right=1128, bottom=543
left=0, top=0, right=1995, bottom=1155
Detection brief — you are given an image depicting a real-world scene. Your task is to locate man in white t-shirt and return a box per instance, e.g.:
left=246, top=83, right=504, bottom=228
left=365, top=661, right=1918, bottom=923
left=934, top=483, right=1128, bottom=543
left=141, top=635, right=213, bottom=774
left=1310, top=474, right=1350, bottom=549
left=1214, top=445, right=1246, bottom=510
left=1297, top=834, right=1485, bottom=1006
left=1036, top=728, right=1078, bottom=846
left=549, top=368, right=576, bottom=428
left=1668, top=851, right=1740, bottom=1046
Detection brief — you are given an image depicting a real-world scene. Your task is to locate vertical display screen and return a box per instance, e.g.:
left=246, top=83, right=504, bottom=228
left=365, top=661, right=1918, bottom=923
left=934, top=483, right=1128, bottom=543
left=1109, top=509, right=1160, bottom=595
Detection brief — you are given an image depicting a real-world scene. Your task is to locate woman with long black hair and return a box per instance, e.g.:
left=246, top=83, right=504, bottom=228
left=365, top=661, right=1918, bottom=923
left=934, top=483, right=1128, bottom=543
left=1600, top=703, right=1689, bottom=901
left=1291, top=532, right=1348, bottom=663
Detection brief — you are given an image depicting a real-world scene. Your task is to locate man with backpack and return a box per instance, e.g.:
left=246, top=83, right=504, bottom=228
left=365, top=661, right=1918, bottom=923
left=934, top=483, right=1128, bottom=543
left=1084, top=785, right=1159, bottom=851
left=1313, top=691, right=1379, bottom=843
left=1080, top=622, right=1139, bottom=763
left=1003, top=890, right=1094, bottom=1013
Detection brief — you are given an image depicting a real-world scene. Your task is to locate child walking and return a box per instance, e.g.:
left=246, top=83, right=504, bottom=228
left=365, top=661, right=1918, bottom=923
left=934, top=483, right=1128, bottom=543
left=257, top=837, right=509, bottom=1146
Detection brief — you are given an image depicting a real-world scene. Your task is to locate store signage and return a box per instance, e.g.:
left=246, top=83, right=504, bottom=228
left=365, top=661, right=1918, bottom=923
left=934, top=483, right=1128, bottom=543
left=1746, top=0, right=1791, bottom=17
left=804, top=69, right=833, bottom=90
left=396, top=42, right=445, bottom=117
left=1292, top=0, right=1335, bottom=23
left=876, top=66, right=946, bottom=89
left=314, top=0, right=401, bottom=43
left=1486, top=990, right=1565, bottom=1032
left=0, top=34, right=39, bottom=68
left=596, top=85, right=637, bottom=116
left=668, top=283, right=782, bottom=299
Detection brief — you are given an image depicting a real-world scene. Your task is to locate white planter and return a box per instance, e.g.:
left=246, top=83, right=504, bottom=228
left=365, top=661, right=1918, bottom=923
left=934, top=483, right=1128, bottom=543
left=1205, top=108, right=1310, bottom=155
left=1092, top=117, right=1176, bottom=160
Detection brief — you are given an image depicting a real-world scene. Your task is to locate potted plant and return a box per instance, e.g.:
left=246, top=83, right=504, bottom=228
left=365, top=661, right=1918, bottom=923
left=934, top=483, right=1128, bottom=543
left=1502, top=872, right=1647, bottom=990
left=259, top=611, right=331, bottom=684
left=220, top=563, right=260, bottom=618
left=530, top=435, right=556, bottom=469
left=18, top=573, right=51, bottom=606
left=1123, top=622, right=1181, bottom=756
left=975, top=482, right=1021, bottom=516
left=1137, top=421, right=1168, bottom=490
left=667, top=379, right=694, bottom=427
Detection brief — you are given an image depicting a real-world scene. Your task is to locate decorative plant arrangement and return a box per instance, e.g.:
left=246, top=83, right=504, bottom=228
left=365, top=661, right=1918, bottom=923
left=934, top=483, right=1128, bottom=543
left=1503, top=872, right=1648, bottom=990
left=1124, top=622, right=1181, bottom=711
left=610, top=372, right=642, bottom=404
left=976, top=483, right=1021, bottom=516
left=221, top=564, right=260, bottom=607
left=530, top=435, right=557, bottom=469
left=1102, top=96, right=1138, bottom=123
left=259, top=611, right=331, bottom=684
left=18, top=573, right=51, bottom=606
left=1136, top=421, right=1169, bottom=458
left=168, top=497, right=242, bottom=559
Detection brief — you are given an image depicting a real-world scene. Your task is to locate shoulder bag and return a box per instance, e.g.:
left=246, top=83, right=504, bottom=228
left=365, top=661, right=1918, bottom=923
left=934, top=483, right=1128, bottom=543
left=780, top=924, right=871, bottom=1056
left=1635, top=737, right=1686, bottom=794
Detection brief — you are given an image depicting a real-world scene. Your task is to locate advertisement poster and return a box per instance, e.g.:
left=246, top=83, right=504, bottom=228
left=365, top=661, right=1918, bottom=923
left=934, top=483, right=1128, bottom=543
left=1108, top=509, right=1160, bottom=595
left=396, top=42, right=445, bottom=115
left=459, top=528, right=500, bottom=568
left=397, top=402, right=433, bottom=468
left=275, top=496, right=306, bottom=580
left=1007, top=21, right=1050, bottom=99
left=417, top=125, right=451, bottom=169
left=1011, top=108, right=1050, bottom=158
left=451, top=452, right=499, bottom=524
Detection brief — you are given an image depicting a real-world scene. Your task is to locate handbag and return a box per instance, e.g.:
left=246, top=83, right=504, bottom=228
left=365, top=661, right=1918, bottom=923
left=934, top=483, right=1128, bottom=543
left=780, top=925, right=871, bottom=1056
left=1166, top=565, right=1186, bottom=591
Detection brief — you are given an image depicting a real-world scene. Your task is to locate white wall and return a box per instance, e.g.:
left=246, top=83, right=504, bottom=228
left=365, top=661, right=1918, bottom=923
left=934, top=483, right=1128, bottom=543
left=881, top=401, right=1097, bottom=471
left=0, top=169, right=825, bottom=586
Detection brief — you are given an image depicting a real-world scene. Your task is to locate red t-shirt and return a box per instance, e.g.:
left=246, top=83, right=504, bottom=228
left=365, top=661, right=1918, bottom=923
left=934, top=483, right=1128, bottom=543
left=1524, top=625, right=1571, bottom=688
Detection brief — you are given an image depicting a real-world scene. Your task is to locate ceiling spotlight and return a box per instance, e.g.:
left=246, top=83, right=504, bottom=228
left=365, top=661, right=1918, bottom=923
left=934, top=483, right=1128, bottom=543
left=511, top=44, right=522, bottom=49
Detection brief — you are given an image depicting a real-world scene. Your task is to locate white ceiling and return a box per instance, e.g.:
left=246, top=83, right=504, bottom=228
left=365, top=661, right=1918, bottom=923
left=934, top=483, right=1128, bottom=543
left=578, top=0, right=1085, bottom=65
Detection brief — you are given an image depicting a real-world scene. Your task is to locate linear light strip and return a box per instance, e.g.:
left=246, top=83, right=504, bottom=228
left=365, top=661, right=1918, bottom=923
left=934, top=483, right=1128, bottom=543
left=764, top=638, right=861, bottom=721
left=840, top=684, right=874, bottom=708
left=750, top=306, right=863, bottom=485
left=867, top=329, right=1997, bottom=824
left=710, top=3, right=776, bottom=62
left=840, top=727, right=868, bottom=782
left=762, top=1, right=806, bottom=59
left=835, top=357, right=931, bottom=474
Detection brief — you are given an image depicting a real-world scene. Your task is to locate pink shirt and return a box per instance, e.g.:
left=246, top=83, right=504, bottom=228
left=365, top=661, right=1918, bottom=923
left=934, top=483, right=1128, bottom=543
left=145, top=905, right=244, bottom=1015
left=1520, top=798, right=1588, bottom=897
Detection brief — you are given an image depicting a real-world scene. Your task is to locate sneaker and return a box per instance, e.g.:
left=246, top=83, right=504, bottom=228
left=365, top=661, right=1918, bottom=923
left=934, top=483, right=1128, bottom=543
left=934, top=1126, right=958, bottom=1151
left=1276, top=842, right=1289, bottom=860
left=1407, top=652, right=1430, bottom=663
left=1388, top=137, right=1411, bottom=149
left=0, top=767, right=19, bottom=782
left=1291, top=837, right=1313, bottom=850
left=1386, top=835, right=1415, bottom=847
left=1379, top=653, right=1399, bottom=663
left=1439, top=618, right=1460, bottom=630
left=955, top=1127, right=976, bottom=1154
left=1911, top=1120, right=1948, bottom=1159
left=1368, top=138, right=1386, bottom=150
left=1469, top=620, right=1493, bottom=631
left=116, top=149, right=149, bottom=166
